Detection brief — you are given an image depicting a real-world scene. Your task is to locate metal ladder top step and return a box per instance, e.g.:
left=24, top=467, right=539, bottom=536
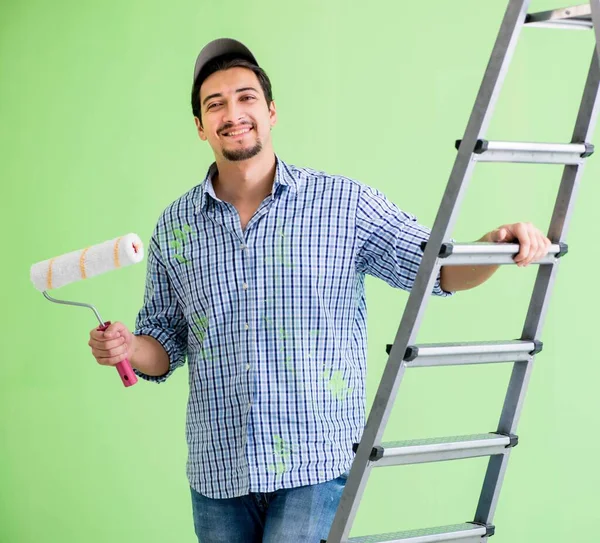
left=327, top=522, right=494, bottom=543
left=455, top=139, right=594, bottom=164
left=354, top=433, right=518, bottom=467
left=385, top=339, right=542, bottom=367
left=525, top=4, right=593, bottom=30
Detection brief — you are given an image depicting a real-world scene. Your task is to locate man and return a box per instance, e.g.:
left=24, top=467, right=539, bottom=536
left=88, top=38, right=551, bottom=542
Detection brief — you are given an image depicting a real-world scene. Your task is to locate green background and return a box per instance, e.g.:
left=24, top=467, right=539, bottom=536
left=2, top=0, right=598, bottom=541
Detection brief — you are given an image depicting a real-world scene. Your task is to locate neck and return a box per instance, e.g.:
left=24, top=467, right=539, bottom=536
left=212, top=150, right=277, bottom=206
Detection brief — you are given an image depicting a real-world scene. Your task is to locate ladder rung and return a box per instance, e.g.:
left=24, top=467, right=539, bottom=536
left=525, top=4, right=593, bottom=30
left=385, top=340, right=542, bottom=367
left=455, top=139, right=593, bottom=164
left=363, top=433, right=517, bottom=468
left=342, top=523, right=494, bottom=543
left=421, top=241, right=567, bottom=266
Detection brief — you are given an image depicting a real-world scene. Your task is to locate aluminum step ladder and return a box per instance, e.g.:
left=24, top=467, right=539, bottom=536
left=323, top=2, right=600, bottom=542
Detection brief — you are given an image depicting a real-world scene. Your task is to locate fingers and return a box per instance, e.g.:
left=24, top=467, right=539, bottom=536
left=533, top=230, right=551, bottom=264
left=89, top=321, right=131, bottom=342
left=89, top=340, right=129, bottom=366
left=507, top=222, right=551, bottom=267
left=512, top=223, right=532, bottom=266
left=491, top=228, right=504, bottom=243
left=88, top=321, right=132, bottom=367
left=103, top=321, right=129, bottom=340
left=95, top=349, right=130, bottom=367
left=88, top=334, right=126, bottom=351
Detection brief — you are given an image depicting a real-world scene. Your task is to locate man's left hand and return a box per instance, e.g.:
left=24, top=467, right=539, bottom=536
left=484, top=222, right=552, bottom=267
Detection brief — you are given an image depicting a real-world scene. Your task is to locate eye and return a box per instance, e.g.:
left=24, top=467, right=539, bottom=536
left=206, top=102, right=221, bottom=110
left=241, top=95, right=256, bottom=102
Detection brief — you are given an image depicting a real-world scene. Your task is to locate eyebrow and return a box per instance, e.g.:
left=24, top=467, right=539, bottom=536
left=202, top=87, right=260, bottom=106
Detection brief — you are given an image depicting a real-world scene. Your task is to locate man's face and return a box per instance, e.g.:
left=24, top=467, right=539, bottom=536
left=195, top=67, right=277, bottom=162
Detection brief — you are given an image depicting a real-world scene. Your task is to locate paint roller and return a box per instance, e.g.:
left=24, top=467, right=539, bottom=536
left=30, top=233, right=144, bottom=388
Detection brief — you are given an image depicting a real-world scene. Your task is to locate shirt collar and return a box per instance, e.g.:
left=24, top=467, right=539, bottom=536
left=194, top=154, right=298, bottom=213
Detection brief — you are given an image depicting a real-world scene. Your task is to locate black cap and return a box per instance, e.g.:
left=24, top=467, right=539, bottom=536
left=192, top=38, right=259, bottom=91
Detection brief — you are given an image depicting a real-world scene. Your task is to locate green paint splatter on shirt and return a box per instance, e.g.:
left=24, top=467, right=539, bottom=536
left=267, top=435, right=292, bottom=475
left=200, top=346, right=220, bottom=362
left=323, top=369, right=353, bottom=401
left=170, top=224, right=194, bottom=264
left=274, top=225, right=295, bottom=268
left=191, top=314, right=209, bottom=343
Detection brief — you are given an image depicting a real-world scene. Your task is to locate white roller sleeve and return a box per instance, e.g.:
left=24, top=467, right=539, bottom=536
left=30, top=233, right=144, bottom=291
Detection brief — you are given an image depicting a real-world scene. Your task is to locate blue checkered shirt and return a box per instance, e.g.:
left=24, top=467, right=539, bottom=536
left=133, top=156, right=452, bottom=499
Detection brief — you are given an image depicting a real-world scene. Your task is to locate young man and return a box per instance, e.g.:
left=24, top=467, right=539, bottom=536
left=88, top=39, right=551, bottom=543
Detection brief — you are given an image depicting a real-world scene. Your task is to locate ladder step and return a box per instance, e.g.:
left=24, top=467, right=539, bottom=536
left=343, top=523, right=494, bottom=543
left=355, top=433, right=517, bottom=467
left=385, top=339, right=542, bottom=367
left=455, top=139, right=593, bottom=164
left=525, top=4, right=593, bottom=30
left=421, top=240, right=567, bottom=266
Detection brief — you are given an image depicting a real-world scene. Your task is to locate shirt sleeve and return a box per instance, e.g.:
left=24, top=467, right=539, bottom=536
left=133, top=226, right=188, bottom=383
left=355, top=184, right=454, bottom=297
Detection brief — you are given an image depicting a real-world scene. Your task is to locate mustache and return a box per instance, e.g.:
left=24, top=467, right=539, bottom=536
left=218, top=121, right=253, bottom=135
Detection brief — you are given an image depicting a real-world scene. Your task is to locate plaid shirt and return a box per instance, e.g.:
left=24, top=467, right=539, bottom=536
left=133, top=156, right=452, bottom=499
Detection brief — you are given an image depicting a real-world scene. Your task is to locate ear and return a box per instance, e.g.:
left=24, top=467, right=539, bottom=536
left=268, top=100, right=277, bottom=128
left=194, top=116, right=208, bottom=141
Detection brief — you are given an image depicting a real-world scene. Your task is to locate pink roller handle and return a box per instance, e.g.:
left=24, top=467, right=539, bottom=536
left=98, top=321, right=138, bottom=388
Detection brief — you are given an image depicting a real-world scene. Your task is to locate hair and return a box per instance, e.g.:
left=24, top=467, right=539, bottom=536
left=191, top=54, right=274, bottom=125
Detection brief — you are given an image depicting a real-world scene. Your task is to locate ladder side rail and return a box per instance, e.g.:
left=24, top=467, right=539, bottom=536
left=324, top=2, right=532, bottom=541
left=475, top=39, right=600, bottom=525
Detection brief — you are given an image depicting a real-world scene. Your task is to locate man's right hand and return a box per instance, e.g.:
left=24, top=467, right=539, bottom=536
left=88, top=321, right=136, bottom=367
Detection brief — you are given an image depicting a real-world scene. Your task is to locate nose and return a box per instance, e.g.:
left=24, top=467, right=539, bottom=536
left=222, top=100, right=245, bottom=126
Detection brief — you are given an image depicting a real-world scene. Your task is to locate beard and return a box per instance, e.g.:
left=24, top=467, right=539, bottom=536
left=222, top=140, right=263, bottom=162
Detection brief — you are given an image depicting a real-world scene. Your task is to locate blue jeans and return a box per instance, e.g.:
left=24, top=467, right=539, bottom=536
left=190, top=473, right=348, bottom=543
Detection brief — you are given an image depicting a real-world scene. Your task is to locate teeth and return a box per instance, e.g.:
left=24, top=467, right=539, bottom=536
left=224, top=127, right=251, bottom=136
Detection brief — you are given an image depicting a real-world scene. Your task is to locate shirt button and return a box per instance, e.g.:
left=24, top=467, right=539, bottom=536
left=244, top=323, right=249, bottom=330
left=240, top=243, right=247, bottom=250
left=242, top=282, right=248, bottom=290
left=246, top=363, right=250, bottom=370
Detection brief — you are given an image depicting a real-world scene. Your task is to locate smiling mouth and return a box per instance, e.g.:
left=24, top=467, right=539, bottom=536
left=222, top=126, right=253, bottom=137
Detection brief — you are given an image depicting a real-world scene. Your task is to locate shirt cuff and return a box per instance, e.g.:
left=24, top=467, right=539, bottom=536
left=433, top=266, right=455, bottom=297
left=432, top=238, right=456, bottom=297
left=132, top=327, right=186, bottom=384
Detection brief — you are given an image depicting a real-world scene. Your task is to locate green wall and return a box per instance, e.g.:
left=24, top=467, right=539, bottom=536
left=2, top=1, right=598, bottom=541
